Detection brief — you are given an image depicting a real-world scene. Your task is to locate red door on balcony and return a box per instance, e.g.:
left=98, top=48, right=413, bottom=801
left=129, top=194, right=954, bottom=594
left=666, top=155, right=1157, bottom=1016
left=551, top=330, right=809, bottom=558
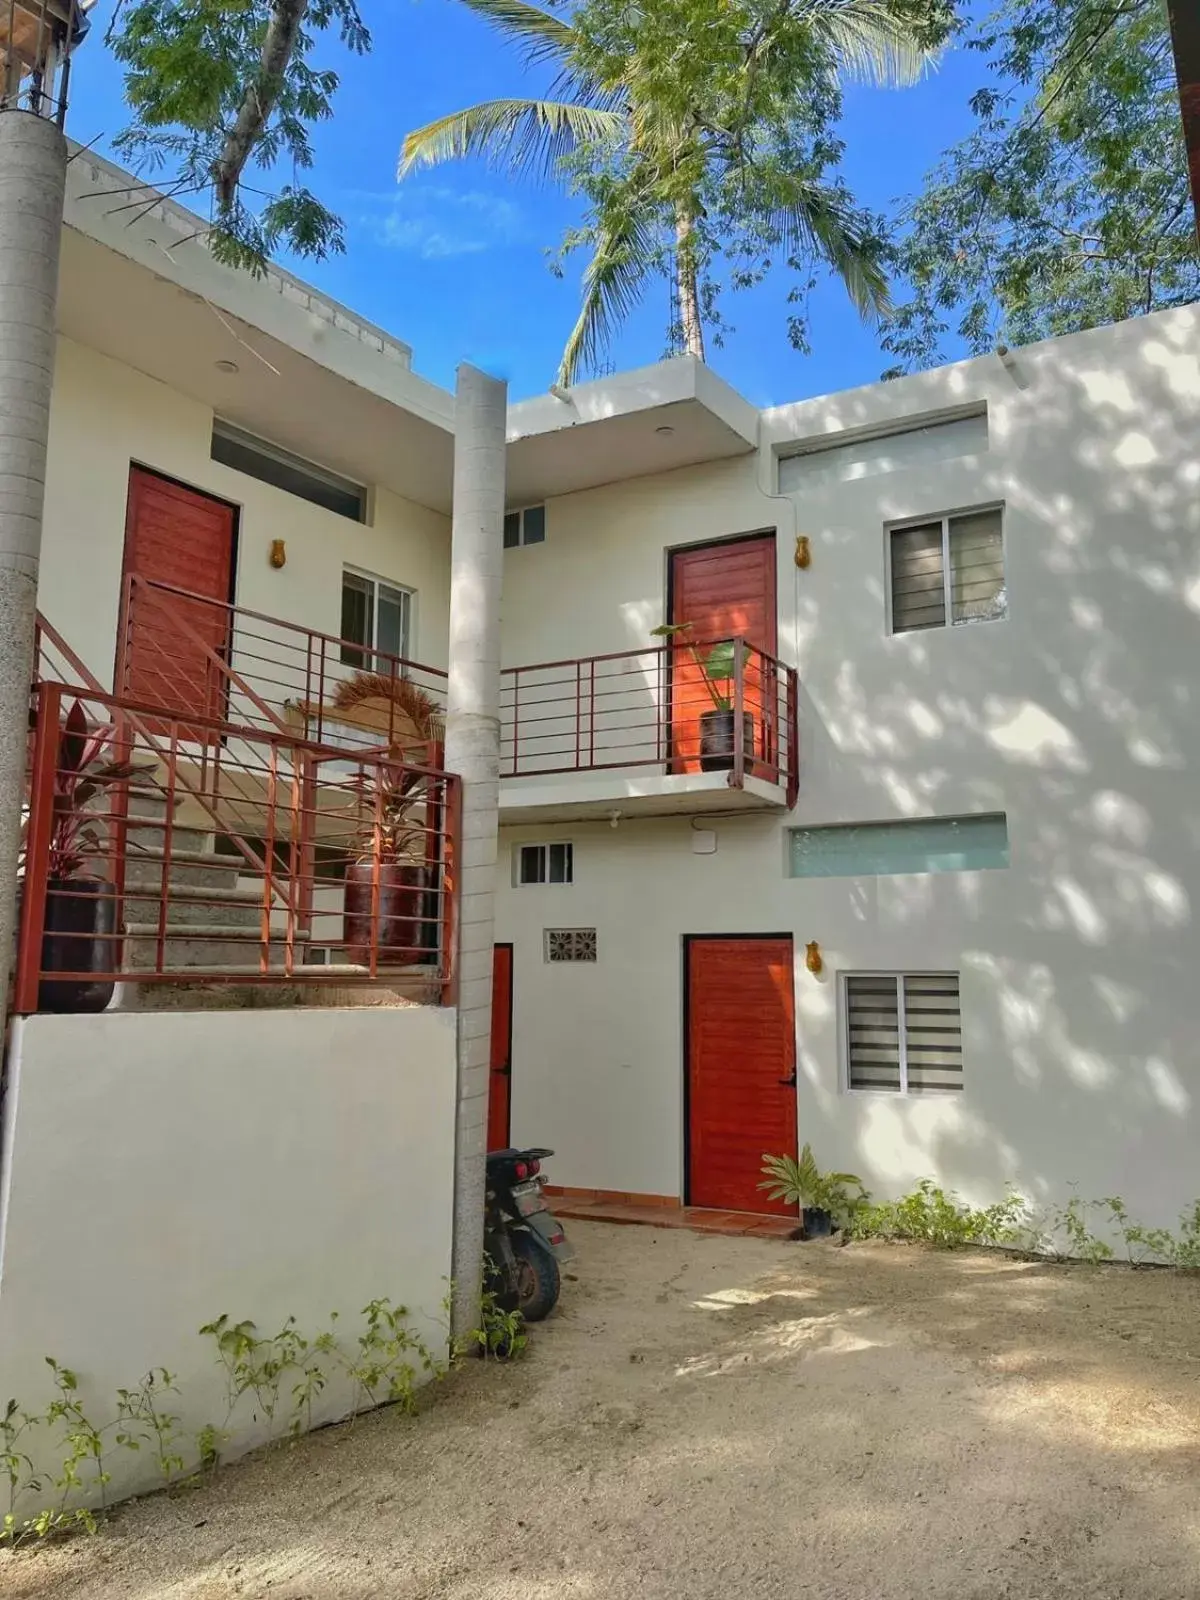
left=667, top=532, right=776, bottom=773
left=121, top=466, right=237, bottom=733
left=488, top=943, right=514, bottom=1150
left=685, top=935, right=798, bottom=1215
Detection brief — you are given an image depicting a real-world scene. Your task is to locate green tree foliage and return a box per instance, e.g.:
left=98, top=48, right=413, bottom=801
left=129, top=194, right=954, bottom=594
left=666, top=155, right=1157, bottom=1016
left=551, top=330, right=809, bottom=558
left=402, top=0, right=954, bottom=382
left=108, top=0, right=370, bottom=271
left=881, top=0, right=1200, bottom=372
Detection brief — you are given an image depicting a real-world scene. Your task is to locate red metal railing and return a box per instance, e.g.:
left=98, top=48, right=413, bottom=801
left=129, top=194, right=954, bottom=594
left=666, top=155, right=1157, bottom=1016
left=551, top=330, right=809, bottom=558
left=15, top=680, right=460, bottom=1009
left=117, top=574, right=448, bottom=753
left=499, top=637, right=799, bottom=803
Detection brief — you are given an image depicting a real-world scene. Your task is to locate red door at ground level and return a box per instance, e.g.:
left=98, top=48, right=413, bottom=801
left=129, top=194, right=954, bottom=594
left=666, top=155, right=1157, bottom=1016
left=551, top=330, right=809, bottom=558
left=121, top=466, right=237, bottom=730
left=686, top=936, right=798, bottom=1214
left=668, top=533, right=777, bottom=773
left=488, top=944, right=513, bottom=1151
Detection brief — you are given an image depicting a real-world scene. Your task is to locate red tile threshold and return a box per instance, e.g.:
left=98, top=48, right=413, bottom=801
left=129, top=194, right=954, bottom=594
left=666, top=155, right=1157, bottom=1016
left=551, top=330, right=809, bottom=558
left=553, top=1198, right=797, bottom=1239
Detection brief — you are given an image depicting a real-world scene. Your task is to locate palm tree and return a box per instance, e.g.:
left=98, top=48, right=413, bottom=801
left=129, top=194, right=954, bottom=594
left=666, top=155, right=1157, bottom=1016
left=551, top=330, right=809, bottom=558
left=400, top=0, right=941, bottom=383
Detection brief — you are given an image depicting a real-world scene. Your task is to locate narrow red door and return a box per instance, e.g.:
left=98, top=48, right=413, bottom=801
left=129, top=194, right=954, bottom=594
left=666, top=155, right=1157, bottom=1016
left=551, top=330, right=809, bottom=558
left=121, top=466, right=237, bottom=731
left=668, top=533, right=776, bottom=772
left=488, top=944, right=513, bottom=1151
left=686, top=936, right=798, bottom=1214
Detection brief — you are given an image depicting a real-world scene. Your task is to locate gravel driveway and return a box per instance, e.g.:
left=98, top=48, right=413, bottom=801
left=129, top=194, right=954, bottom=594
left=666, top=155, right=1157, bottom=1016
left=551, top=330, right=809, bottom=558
left=9, top=1220, right=1200, bottom=1599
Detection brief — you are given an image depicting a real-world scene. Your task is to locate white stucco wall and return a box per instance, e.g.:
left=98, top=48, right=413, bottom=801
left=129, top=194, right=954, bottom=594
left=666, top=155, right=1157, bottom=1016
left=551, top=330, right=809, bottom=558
left=39, top=337, right=451, bottom=689
left=0, top=1006, right=457, bottom=1504
left=495, top=305, right=1200, bottom=1230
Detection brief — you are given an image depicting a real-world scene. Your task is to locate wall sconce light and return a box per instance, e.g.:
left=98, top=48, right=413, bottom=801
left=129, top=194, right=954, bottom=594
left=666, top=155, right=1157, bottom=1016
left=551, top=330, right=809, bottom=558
left=805, top=940, right=823, bottom=976
left=794, top=535, right=811, bottom=569
left=269, top=539, right=287, bottom=569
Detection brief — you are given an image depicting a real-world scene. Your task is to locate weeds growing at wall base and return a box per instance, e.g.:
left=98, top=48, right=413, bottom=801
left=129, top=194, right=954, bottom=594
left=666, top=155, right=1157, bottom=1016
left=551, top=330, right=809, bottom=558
left=2, top=1288, right=523, bottom=1550
left=845, top=1180, right=1200, bottom=1269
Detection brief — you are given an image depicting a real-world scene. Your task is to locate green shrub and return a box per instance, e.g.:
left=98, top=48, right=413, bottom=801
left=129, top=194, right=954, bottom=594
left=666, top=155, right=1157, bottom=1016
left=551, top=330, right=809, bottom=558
left=848, top=1180, right=1027, bottom=1249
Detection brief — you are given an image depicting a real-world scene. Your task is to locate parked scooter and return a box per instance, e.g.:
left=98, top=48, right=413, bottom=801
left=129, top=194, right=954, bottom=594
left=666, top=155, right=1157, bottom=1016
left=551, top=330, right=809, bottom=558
left=484, top=1146, right=574, bottom=1321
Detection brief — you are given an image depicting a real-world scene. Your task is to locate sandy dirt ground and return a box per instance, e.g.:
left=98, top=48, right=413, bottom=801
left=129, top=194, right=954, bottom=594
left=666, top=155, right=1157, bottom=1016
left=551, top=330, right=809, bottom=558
left=8, top=1220, right=1200, bottom=1600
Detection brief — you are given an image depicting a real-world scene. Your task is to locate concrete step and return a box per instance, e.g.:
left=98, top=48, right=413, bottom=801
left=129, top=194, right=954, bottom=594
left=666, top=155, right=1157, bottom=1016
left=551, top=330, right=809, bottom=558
left=123, top=924, right=312, bottom=971
left=121, top=882, right=265, bottom=929
left=123, top=818, right=211, bottom=855
left=123, top=846, right=242, bottom=893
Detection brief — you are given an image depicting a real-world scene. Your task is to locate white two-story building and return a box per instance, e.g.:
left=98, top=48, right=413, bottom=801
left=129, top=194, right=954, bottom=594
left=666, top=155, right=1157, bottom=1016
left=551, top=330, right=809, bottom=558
left=2, top=146, right=1197, bottom=1481
left=33, top=148, right=1200, bottom=1231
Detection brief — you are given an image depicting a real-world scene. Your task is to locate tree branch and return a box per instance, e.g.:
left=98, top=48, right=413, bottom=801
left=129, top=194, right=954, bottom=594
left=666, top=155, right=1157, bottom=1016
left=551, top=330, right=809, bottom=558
left=212, top=0, right=310, bottom=208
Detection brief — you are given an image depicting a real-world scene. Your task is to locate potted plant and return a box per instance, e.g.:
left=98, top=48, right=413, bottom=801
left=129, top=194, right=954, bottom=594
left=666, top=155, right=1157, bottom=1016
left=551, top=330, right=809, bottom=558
left=25, top=700, right=152, bottom=1013
left=334, top=674, right=444, bottom=966
left=759, top=1145, right=868, bottom=1239
left=651, top=622, right=755, bottom=771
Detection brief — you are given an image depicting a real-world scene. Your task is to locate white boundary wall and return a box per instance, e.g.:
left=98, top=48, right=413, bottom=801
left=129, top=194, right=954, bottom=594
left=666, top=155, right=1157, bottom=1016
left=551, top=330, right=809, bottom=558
left=0, top=1006, right=456, bottom=1502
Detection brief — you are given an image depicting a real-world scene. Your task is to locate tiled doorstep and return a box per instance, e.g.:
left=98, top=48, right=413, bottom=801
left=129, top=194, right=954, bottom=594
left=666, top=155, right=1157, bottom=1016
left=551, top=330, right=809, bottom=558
left=550, top=1197, right=798, bottom=1239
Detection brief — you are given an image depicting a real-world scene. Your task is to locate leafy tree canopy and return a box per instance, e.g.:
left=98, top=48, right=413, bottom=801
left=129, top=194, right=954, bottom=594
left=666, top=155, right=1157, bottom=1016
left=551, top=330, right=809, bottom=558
left=881, top=0, right=1200, bottom=373
left=108, top=0, right=369, bottom=270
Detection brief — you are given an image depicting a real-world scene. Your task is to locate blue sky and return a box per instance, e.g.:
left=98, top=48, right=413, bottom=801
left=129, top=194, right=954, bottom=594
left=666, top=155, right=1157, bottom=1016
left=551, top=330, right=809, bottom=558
left=69, top=0, right=991, bottom=405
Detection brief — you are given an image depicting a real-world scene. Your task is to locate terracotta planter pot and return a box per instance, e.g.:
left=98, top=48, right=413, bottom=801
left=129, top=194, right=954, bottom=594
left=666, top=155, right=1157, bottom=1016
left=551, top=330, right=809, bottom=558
left=38, top=876, right=118, bottom=1014
left=343, top=861, right=434, bottom=966
left=699, top=708, right=756, bottom=772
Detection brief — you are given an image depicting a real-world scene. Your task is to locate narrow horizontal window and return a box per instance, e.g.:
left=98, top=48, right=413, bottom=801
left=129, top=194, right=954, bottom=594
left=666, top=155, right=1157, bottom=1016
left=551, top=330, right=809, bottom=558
left=779, top=411, right=988, bottom=492
left=212, top=420, right=368, bottom=522
left=789, top=815, right=1008, bottom=878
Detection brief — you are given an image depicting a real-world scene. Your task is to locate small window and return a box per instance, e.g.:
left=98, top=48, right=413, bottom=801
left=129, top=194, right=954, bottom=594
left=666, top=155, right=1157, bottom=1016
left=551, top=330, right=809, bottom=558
left=844, top=973, right=962, bottom=1094
left=544, top=928, right=596, bottom=962
left=504, top=505, right=546, bottom=548
left=340, top=568, right=413, bottom=669
left=515, top=842, right=573, bottom=886
left=790, top=815, right=1008, bottom=878
left=889, top=507, right=1006, bottom=635
left=211, top=420, right=368, bottom=522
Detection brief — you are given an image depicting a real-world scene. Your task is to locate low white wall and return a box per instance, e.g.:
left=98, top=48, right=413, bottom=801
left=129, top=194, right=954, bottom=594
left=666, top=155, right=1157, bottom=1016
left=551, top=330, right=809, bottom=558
left=0, top=1006, right=456, bottom=1507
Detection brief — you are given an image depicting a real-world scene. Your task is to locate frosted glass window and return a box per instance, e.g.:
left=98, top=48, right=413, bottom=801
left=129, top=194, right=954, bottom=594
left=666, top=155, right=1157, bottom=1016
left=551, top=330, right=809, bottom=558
left=789, top=815, right=1008, bottom=878
left=778, top=412, right=987, bottom=492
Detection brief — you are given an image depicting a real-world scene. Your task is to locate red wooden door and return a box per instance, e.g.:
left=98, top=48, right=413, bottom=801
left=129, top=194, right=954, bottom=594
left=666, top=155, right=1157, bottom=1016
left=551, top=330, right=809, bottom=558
left=686, top=936, right=798, bottom=1214
left=668, top=534, right=776, bottom=772
left=122, top=467, right=237, bottom=731
left=488, top=944, right=513, bottom=1151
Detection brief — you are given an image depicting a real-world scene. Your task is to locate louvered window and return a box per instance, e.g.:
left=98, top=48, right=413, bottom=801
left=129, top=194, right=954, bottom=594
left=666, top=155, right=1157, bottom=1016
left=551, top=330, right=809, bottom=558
left=843, top=973, right=962, bottom=1093
left=889, top=508, right=1006, bottom=634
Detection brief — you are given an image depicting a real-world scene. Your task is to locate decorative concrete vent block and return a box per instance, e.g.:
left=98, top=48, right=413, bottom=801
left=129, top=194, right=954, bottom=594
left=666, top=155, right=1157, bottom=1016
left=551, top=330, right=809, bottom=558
left=544, top=928, right=597, bottom=963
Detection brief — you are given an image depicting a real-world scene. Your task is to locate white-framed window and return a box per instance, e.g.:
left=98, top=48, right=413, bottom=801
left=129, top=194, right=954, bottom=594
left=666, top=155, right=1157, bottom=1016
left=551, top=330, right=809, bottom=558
left=340, top=567, right=414, bottom=669
left=514, top=842, right=573, bottom=886
left=503, top=505, right=546, bottom=549
left=888, top=506, right=1006, bottom=635
left=842, top=972, right=962, bottom=1094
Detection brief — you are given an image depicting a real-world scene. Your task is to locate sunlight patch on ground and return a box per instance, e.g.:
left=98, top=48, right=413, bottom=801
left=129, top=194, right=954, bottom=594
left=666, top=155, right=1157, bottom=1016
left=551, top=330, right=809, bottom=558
left=675, top=1309, right=880, bottom=1378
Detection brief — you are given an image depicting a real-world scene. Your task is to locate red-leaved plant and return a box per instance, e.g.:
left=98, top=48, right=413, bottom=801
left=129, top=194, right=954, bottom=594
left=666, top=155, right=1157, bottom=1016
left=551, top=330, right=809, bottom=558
left=41, top=700, right=154, bottom=880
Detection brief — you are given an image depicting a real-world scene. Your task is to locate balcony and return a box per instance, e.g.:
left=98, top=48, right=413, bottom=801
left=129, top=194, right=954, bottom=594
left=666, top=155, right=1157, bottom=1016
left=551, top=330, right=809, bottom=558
left=499, top=639, right=798, bottom=823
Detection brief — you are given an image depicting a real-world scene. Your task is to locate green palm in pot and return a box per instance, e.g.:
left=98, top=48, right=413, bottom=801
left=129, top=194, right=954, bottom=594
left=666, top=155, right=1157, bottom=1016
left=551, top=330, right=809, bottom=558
left=651, top=622, right=751, bottom=771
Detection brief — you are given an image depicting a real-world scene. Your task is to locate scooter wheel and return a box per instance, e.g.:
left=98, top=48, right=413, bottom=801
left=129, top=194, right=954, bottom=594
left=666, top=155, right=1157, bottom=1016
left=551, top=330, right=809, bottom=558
left=512, top=1232, right=560, bottom=1322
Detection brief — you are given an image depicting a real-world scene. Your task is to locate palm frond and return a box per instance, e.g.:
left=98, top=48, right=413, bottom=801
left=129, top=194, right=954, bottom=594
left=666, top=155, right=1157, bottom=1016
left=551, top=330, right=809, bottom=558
left=400, top=100, right=625, bottom=182
left=451, top=0, right=577, bottom=70
left=779, top=0, right=940, bottom=88
left=769, top=179, right=891, bottom=319
left=557, top=207, right=659, bottom=385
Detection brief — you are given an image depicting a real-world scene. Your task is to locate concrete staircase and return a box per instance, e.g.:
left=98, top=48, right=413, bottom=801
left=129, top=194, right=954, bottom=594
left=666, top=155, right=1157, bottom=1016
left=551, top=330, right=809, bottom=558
left=117, top=792, right=439, bottom=1009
